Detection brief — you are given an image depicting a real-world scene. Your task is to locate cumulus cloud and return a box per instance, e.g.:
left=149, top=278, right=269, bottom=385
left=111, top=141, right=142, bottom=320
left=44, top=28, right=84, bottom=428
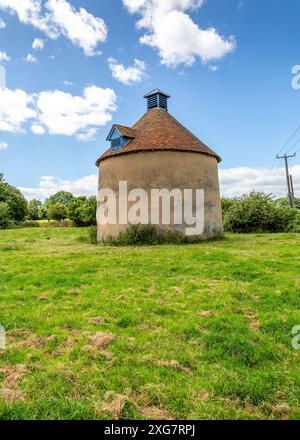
left=19, top=174, right=98, bottom=200
left=0, top=88, right=36, bottom=133
left=0, top=0, right=107, bottom=56
left=0, top=141, right=8, bottom=150
left=108, top=57, right=147, bottom=85
left=0, top=85, right=117, bottom=141
left=34, top=86, right=117, bottom=140
left=32, top=37, right=44, bottom=50
left=0, top=51, right=10, bottom=62
left=220, top=164, right=300, bottom=198
left=0, top=17, right=6, bottom=28
left=25, top=53, right=38, bottom=62
left=122, top=0, right=236, bottom=67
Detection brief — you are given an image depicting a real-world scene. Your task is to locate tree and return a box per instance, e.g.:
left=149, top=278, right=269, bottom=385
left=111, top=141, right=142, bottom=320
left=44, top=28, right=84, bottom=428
left=28, top=199, right=42, bottom=220
left=45, top=191, right=74, bottom=210
left=0, top=201, right=13, bottom=229
left=0, top=174, right=28, bottom=223
left=81, top=196, right=97, bottom=226
left=68, top=196, right=96, bottom=226
left=48, top=203, right=68, bottom=221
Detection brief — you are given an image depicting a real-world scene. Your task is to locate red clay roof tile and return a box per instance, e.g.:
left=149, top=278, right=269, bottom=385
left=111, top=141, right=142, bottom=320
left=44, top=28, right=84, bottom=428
left=96, top=108, right=221, bottom=165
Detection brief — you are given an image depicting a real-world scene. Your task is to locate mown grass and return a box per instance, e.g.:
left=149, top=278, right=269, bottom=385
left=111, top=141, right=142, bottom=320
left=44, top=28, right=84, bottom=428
left=0, top=227, right=299, bottom=420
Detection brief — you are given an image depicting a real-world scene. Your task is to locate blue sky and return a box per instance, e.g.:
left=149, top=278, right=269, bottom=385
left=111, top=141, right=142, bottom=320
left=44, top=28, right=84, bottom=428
left=0, top=0, right=299, bottom=198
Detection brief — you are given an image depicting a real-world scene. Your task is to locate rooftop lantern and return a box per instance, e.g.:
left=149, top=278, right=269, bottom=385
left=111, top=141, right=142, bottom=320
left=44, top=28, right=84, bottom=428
left=144, top=89, right=171, bottom=111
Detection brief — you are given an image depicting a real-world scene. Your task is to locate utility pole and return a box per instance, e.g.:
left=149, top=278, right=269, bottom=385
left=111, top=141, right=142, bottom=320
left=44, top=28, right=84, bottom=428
left=276, top=153, right=296, bottom=207
left=290, top=174, right=296, bottom=208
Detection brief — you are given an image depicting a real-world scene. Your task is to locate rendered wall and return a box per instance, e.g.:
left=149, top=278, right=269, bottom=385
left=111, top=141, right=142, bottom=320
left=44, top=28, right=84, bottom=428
left=97, top=150, right=223, bottom=241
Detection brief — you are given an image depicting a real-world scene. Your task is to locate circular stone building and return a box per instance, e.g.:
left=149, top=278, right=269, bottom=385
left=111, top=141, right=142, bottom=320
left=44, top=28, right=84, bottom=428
left=96, top=89, right=223, bottom=241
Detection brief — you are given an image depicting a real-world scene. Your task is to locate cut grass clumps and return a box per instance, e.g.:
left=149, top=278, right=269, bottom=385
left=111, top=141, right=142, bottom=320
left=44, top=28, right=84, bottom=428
left=103, top=224, right=223, bottom=246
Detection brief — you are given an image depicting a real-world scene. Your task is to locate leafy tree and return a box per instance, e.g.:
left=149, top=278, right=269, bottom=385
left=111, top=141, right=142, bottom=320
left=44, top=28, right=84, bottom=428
left=28, top=199, right=42, bottom=220
left=48, top=203, right=68, bottom=221
left=45, top=191, right=74, bottom=211
left=0, top=201, right=13, bottom=229
left=0, top=174, right=28, bottom=222
left=38, top=205, right=47, bottom=220
left=68, top=196, right=87, bottom=225
left=81, top=196, right=97, bottom=225
left=68, top=196, right=96, bottom=226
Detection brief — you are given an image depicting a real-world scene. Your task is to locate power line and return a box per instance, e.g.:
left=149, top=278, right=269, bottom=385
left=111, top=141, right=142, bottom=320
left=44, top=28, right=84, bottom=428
left=277, top=125, right=300, bottom=156
left=265, top=125, right=300, bottom=189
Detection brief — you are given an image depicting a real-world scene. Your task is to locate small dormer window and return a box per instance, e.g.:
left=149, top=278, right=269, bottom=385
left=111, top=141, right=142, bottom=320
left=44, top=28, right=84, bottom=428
left=111, top=138, right=121, bottom=150
left=106, top=124, right=136, bottom=152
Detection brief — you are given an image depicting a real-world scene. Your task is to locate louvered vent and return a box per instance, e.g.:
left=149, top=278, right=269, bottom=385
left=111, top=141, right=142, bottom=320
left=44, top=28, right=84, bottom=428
left=144, top=89, right=170, bottom=112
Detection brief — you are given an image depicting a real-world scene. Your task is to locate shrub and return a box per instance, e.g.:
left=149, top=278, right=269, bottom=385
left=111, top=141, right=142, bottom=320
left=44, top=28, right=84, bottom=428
left=103, top=224, right=216, bottom=246
left=289, top=211, right=300, bottom=232
left=87, top=226, right=98, bottom=245
left=119, top=224, right=160, bottom=245
left=223, top=192, right=299, bottom=233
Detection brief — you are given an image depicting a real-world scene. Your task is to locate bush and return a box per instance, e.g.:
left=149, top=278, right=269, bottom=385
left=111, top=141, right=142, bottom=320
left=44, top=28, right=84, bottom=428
left=88, top=226, right=98, bottom=245
left=289, top=211, right=300, bottom=232
left=223, top=192, right=299, bottom=233
left=119, top=224, right=160, bottom=245
left=103, top=224, right=214, bottom=246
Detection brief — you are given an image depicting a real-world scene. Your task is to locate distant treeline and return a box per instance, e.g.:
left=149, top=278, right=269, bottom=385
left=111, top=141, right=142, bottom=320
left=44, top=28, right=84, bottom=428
left=0, top=173, right=299, bottom=232
left=0, top=173, right=96, bottom=229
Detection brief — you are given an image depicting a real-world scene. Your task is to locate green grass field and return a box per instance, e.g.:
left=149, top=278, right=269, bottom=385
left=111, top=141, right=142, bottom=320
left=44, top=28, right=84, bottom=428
left=0, top=227, right=299, bottom=420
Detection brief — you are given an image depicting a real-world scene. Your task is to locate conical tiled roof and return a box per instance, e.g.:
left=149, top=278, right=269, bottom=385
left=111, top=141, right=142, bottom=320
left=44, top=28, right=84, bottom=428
left=96, top=108, right=221, bottom=165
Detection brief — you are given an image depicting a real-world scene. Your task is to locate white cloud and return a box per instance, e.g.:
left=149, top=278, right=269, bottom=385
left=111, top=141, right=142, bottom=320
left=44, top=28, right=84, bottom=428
left=108, top=57, right=147, bottom=85
left=0, top=17, right=6, bottom=28
left=0, top=141, right=8, bottom=150
left=32, top=37, right=44, bottom=50
left=34, top=86, right=117, bottom=140
left=46, top=0, right=107, bottom=56
left=0, top=51, right=10, bottom=62
left=0, top=0, right=107, bottom=56
left=31, top=124, right=45, bottom=134
left=220, top=164, right=300, bottom=198
left=122, top=0, right=236, bottom=67
left=0, top=85, right=117, bottom=140
left=19, top=174, right=98, bottom=200
left=0, top=88, right=36, bottom=133
left=25, top=53, right=38, bottom=62
left=63, top=80, right=75, bottom=86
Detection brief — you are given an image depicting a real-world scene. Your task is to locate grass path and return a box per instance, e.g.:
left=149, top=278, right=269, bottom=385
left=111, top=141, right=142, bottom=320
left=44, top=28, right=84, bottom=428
left=0, top=228, right=299, bottom=419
